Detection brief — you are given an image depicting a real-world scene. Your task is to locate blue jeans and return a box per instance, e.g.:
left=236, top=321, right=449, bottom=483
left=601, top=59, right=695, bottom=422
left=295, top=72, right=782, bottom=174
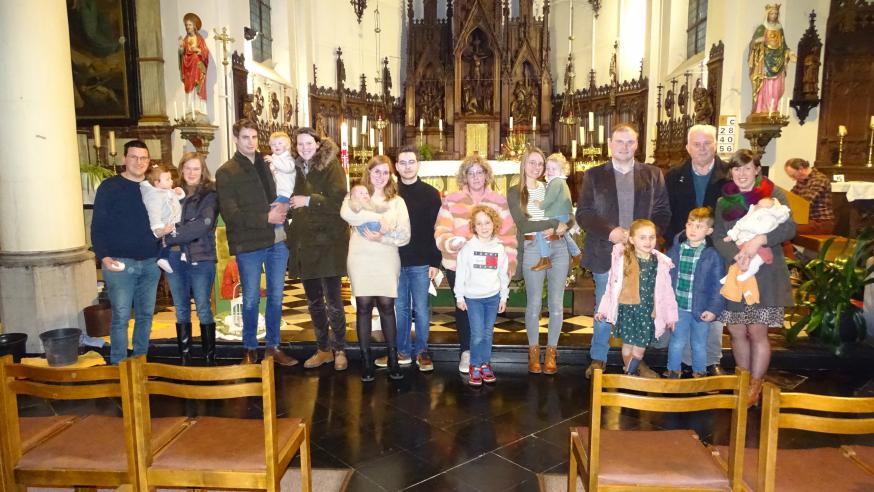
left=396, top=264, right=431, bottom=356
left=164, top=250, right=216, bottom=324
left=236, top=242, right=289, bottom=349
left=445, top=269, right=470, bottom=352
left=590, top=270, right=611, bottom=362
left=534, top=215, right=581, bottom=258
left=466, top=293, right=500, bottom=366
left=522, top=239, right=570, bottom=346
left=668, top=310, right=710, bottom=373
left=102, top=257, right=161, bottom=364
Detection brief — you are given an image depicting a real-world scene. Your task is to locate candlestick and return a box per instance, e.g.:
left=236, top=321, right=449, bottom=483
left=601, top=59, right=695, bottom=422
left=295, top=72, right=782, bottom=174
left=837, top=129, right=846, bottom=167
left=378, top=141, right=384, bottom=156
left=369, top=128, right=375, bottom=148
left=588, top=112, right=594, bottom=131
left=509, top=117, right=514, bottom=130
left=93, top=125, right=101, bottom=148
left=598, top=125, right=604, bottom=145
left=532, top=116, right=537, bottom=132
left=579, top=126, right=585, bottom=145
left=870, top=115, right=874, bottom=128
left=439, top=118, right=443, bottom=132
left=362, top=115, right=367, bottom=131
left=352, top=127, right=358, bottom=148
left=174, top=102, right=179, bottom=121
left=419, top=118, right=424, bottom=132
left=108, top=131, right=116, bottom=155
left=571, top=140, right=577, bottom=160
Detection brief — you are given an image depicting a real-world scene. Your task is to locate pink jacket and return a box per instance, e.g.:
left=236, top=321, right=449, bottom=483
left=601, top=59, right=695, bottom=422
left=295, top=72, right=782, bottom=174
left=597, top=243, right=679, bottom=339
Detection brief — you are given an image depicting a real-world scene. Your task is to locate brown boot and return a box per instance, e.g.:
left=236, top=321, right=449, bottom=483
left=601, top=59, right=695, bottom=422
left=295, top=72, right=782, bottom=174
left=585, top=359, right=605, bottom=379
left=240, top=349, right=259, bottom=365
left=530, top=257, right=552, bottom=271
left=543, top=346, right=558, bottom=375
left=636, top=360, right=660, bottom=379
left=304, top=349, right=335, bottom=368
left=265, top=346, right=298, bottom=367
left=528, top=346, right=541, bottom=374
left=748, top=377, right=764, bottom=407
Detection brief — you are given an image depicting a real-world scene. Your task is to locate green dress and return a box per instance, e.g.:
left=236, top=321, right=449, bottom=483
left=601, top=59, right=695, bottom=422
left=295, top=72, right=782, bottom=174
left=615, top=256, right=657, bottom=347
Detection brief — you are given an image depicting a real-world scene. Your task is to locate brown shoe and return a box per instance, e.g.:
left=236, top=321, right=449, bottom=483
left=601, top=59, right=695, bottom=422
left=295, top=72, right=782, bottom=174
left=585, top=359, right=605, bottom=379
left=416, top=353, right=434, bottom=372
left=748, top=377, right=764, bottom=407
left=528, top=346, right=542, bottom=374
left=265, top=346, right=299, bottom=367
left=637, top=360, right=660, bottom=379
left=543, top=346, right=558, bottom=375
left=240, top=349, right=259, bottom=365
left=304, top=349, right=335, bottom=368
left=334, top=350, right=348, bottom=371
left=530, top=257, right=552, bottom=271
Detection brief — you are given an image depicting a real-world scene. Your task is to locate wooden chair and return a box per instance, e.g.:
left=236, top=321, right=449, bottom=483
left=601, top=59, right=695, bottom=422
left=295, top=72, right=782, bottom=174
left=0, top=355, right=188, bottom=491
left=568, top=368, right=750, bottom=491
left=128, top=355, right=311, bottom=492
left=747, top=383, right=874, bottom=491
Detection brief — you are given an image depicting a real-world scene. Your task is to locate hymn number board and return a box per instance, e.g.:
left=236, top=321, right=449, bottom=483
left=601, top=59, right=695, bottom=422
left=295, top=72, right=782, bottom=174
left=717, top=115, right=737, bottom=155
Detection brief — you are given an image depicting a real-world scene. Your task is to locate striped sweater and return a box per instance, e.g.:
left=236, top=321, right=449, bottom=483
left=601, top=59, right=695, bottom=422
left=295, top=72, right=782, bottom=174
left=434, top=187, right=517, bottom=275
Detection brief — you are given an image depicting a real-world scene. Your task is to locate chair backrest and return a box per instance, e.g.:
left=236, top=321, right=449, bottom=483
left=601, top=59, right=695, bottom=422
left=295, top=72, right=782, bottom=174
left=127, top=356, right=280, bottom=482
left=589, top=368, right=750, bottom=489
left=0, top=354, right=136, bottom=486
left=757, top=383, right=874, bottom=491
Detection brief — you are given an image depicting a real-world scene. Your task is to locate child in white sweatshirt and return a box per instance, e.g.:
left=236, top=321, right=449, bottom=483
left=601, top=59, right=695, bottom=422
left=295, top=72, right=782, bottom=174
left=139, top=164, right=184, bottom=273
left=455, top=205, right=510, bottom=387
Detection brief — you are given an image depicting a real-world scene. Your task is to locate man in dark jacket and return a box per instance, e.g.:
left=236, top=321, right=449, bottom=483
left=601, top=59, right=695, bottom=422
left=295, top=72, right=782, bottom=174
left=216, top=119, right=296, bottom=366
left=576, top=123, right=671, bottom=378
left=663, top=124, right=729, bottom=375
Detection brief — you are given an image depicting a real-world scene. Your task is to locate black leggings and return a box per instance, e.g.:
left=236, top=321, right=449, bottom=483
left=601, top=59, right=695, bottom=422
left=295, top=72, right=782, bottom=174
left=356, top=296, right=397, bottom=353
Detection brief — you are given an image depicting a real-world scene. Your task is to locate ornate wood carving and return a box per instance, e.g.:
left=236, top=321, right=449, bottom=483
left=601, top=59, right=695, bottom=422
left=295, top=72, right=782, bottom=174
left=231, top=50, right=298, bottom=153
left=653, top=41, right=724, bottom=168
left=815, top=0, right=874, bottom=168
left=790, top=11, right=823, bottom=125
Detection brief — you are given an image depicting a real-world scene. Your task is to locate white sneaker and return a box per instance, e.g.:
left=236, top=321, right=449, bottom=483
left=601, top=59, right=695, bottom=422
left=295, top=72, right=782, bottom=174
left=458, top=350, right=470, bottom=373
left=157, top=258, right=173, bottom=273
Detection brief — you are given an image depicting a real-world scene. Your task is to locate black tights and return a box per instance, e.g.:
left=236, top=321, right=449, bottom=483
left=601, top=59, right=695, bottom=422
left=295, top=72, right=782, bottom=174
left=356, top=296, right=397, bottom=355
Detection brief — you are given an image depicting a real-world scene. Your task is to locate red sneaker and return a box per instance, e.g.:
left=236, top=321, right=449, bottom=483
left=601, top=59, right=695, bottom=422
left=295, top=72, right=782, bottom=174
left=480, top=363, right=496, bottom=383
left=468, top=365, right=483, bottom=386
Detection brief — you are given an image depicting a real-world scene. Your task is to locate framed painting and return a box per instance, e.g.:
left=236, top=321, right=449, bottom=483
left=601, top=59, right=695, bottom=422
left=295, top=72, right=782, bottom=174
left=68, top=0, right=140, bottom=125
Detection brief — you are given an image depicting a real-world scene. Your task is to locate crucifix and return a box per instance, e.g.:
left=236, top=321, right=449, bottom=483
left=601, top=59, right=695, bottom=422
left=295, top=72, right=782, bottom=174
left=213, top=27, right=236, bottom=158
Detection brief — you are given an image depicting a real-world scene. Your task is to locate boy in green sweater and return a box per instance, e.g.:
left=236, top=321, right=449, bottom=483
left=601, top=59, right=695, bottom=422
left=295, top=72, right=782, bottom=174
left=531, top=154, right=582, bottom=271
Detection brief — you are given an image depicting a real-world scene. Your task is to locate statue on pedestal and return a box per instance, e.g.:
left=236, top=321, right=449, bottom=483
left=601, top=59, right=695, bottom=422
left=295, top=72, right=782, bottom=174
left=179, top=13, right=209, bottom=117
left=748, top=4, right=795, bottom=114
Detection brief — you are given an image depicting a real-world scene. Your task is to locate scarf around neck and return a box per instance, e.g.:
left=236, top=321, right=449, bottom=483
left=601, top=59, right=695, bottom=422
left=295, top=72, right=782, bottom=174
left=718, top=176, right=774, bottom=221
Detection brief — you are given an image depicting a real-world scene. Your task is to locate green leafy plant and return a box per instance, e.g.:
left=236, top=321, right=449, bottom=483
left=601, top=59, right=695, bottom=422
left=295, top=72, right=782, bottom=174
left=788, top=228, right=874, bottom=355
left=418, top=142, right=433, bottom=161
left=80, top=163, right=115, bottom=193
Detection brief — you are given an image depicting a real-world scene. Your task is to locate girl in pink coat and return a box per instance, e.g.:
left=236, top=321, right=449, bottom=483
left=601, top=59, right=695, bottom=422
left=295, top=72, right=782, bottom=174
left=595, top=219, right=679, bottom=375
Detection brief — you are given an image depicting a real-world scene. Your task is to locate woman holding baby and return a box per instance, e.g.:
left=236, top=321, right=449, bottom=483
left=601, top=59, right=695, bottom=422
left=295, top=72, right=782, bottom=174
left=713, top=149, right=795, bottom=404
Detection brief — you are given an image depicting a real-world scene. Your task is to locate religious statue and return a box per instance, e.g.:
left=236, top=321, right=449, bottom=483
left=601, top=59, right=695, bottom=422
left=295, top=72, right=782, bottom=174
left=417, top=79, right=444, bottom=126
left=802, top=53, right=820, bottom=96
left=692, top=79, right=714, bottom=124
left=664, top=89, right=675, bottom=119
left=678, top=83, right=689, bottom=115
left=381, top=57, right=392, bottom=102
left=463, top=36, right=489, bottom=114
left=336, top=48, right=347, bottom=108
left=284, top=95, right=293, bottom=123
left=748, top=4, right=795, bottom=114
left=179, top=13, right=209, bottom=116
left=270, top=92, right=280, bottom=120
left=510, top=81, right=537, bottom=123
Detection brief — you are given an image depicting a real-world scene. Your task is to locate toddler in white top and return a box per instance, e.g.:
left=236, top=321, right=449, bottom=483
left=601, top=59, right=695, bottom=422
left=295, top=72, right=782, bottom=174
left=139, top=164, right=185, bottom=273
left=267, top=131, right=296, bottom=228
left=722, top=197, right=791, bottom=282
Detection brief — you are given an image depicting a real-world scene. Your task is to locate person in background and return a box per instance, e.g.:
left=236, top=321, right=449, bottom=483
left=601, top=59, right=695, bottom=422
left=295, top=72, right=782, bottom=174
left=783, top=157, right=835, bottom=259
left=91, top=140, right=161, bottom=365
left=163, top=152, right=218, bottom=365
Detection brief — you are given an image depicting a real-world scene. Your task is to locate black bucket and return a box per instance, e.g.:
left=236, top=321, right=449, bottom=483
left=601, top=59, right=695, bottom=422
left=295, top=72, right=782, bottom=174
left=0, top=333, right=28, bottom=362
left=39, top=328, right=82, bottom=367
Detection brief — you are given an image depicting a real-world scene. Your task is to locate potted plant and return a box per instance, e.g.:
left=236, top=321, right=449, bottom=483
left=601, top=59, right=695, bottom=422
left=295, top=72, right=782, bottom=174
left=788, top=228, right=874, bottom=355
left=80, top=162, right=115, bottom=203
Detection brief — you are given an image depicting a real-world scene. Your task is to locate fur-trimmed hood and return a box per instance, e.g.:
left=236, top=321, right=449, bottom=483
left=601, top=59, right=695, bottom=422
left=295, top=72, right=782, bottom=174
left=293, top=137, right=339, bottom=173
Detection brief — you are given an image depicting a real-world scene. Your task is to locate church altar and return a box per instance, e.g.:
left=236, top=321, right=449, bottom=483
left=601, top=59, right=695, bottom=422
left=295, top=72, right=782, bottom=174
left=419, top=160, right=520, bottom=194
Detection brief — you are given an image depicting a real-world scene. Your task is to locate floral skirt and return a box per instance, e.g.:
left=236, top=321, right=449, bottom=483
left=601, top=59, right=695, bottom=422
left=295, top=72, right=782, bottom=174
left=720, top=304, right=784, bottom=328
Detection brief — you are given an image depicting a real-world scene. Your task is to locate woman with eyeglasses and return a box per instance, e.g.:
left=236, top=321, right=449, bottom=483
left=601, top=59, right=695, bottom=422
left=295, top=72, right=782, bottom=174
left=341, top=156, right=411, bottom=381
left=434, top=155, right=517, bottom=373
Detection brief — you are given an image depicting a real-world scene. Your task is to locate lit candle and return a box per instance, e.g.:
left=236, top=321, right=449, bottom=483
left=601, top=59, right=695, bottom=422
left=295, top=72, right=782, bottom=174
left=369, top=128, right=375, bottom=148
left=439, top=118, right=443, bottom=132
left=532, top=116, right=537, bottom=132
left=108, top=131, right=116, bottom=155
left=378, top=141, right=384, bottom=155
left=419, top=118, right=424, bottom=132
left=93, top=125, right=101, bottom=147
left=870, top=115, right=874, bottom=129
left=571, top=140, right=577, bottom=159
left=588, top=112, right=594, bottom=131
left=579, top=126, right=585, bottom=145
left=509, top=117, right=514, bottom=130
left=352, top=127, right=358, bottom=147
left=362, top=115, right=367, bottom=131
left=838, top=125, right=847, bottom=137
left=598, top=125, right=604, bottom=145
left=173, top=102, right=179, bottom=121
left=340, top=122, right=348, bottom=147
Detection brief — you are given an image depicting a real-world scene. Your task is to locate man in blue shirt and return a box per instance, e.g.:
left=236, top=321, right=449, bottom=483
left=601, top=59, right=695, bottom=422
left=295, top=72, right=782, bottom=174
left=91, top=140, right=161, bottom=364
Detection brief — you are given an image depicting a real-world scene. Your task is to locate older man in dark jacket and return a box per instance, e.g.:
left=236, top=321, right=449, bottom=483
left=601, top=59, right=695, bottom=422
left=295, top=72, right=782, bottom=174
left=576, top=123, right=670, bottom=378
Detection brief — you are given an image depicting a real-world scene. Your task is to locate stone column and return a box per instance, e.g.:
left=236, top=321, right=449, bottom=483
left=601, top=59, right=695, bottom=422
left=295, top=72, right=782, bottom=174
left=136, top=0, right=169, bottom=125
left=0, top=0, right=96, bottom=352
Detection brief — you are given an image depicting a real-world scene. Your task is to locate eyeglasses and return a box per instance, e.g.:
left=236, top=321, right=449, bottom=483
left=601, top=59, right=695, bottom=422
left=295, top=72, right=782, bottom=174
left=467, top=170, right=485, bottom=177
